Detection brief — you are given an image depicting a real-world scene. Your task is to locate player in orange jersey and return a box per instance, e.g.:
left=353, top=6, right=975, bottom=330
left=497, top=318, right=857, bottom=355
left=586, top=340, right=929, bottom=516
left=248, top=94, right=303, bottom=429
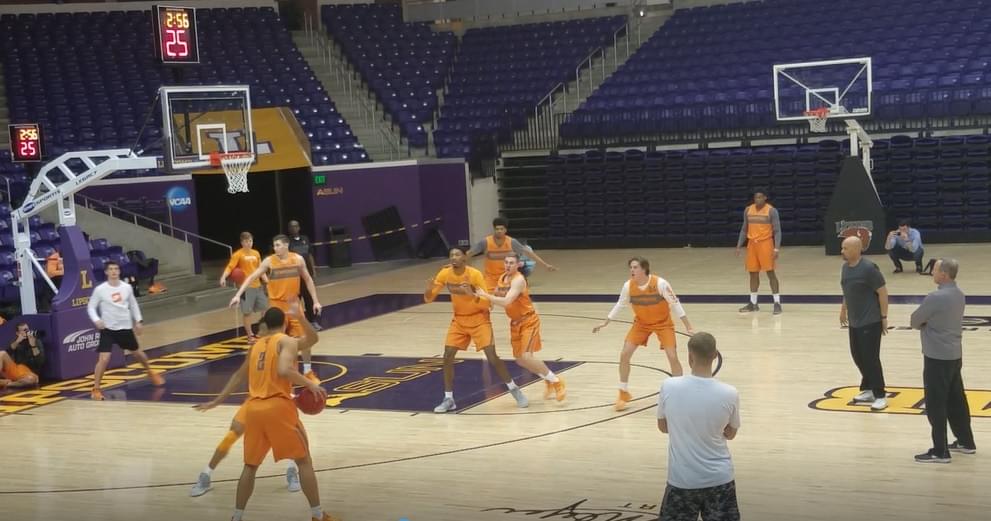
left=426, top=247, right=529, bottom=413
left=221, top=231, right=269, bottom=342
left=735, top=188, right=783, bottom=314
left=230, top=234, right=322, bottom=383
left=194, top=304, right=339, bottom=521
left=474, top=252, right=566, bottom=401
left=466, top=217, right=557, bottom=291
left=593, top=256, right=695, bottom=411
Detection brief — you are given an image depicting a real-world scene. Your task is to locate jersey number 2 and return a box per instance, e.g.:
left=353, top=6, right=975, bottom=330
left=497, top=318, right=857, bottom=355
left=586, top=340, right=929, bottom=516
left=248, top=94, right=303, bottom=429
left=256, top=351, right=266, bottom=370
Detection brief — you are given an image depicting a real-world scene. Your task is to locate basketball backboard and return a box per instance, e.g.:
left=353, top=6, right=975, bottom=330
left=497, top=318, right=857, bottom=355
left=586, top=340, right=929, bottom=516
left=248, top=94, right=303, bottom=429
left=159, top=85, right=254, bottom=171
left=773, top=57, right=872, bottom=122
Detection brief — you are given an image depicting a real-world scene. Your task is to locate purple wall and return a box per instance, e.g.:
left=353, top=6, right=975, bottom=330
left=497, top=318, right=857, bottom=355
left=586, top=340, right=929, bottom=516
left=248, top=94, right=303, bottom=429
left=311, top=162, right=470, bottom=264
left=79, top=177, right=202, bottom=272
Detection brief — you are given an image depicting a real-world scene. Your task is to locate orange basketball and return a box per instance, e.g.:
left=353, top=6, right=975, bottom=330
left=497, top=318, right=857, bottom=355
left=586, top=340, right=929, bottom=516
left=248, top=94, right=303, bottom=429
left=295, top=388, right=326, bottom=415
left=229, top=267, right=246, bottom=287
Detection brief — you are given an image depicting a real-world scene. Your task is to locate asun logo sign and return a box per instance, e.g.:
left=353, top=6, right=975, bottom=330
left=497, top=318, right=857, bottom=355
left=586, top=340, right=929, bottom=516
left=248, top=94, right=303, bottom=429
left=63, top=328, right=100, bottom=353
left=167, top=186, right=192, bottom=213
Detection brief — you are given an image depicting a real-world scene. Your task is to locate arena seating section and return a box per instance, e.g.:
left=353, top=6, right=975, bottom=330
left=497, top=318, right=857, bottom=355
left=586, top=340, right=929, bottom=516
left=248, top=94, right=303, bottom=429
left=0, top=7, right=367, bottom=172
left=513, top=134, right=990, bottom=245
left=432, top=16, right=625, bottom=159
left=561, top=0, right=991, bottom=143
left=322, top=3, right=456, bottom=149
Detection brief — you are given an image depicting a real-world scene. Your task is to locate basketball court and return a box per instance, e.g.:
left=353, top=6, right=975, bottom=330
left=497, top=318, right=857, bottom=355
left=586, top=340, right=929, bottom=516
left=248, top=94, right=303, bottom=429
left=3, top=244, right=991, bottom=521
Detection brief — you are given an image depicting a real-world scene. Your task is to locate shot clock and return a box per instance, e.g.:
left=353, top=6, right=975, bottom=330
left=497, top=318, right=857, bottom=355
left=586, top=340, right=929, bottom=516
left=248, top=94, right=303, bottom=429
left=153, top=5, right=200, bottom=64
left=8, top=123, right=42, bottom=162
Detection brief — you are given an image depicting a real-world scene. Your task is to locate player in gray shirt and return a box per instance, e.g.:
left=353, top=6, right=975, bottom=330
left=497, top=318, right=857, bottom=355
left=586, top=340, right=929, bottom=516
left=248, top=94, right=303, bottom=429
left=839, top=236, right=889, bottom=411
left=909, top=258, right=976, bottom=463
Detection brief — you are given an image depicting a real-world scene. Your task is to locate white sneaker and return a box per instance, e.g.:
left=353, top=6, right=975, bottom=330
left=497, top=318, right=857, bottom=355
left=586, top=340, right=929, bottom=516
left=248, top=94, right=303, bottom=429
left=286, top=465, right=301, bottom=492
left=190, top=472, right=212, bottom=497
left=510, top=387, right=529, bottom=408
left=433, top=397, right=456, bottom=413
left=853, top=390, right=874, bottom=402
left=871, top=397, right=888, bottom=411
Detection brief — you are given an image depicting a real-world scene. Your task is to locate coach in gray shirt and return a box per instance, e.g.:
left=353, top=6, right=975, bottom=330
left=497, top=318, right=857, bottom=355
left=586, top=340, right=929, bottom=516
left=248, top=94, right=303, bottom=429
left=839, top=236, right=889, bottom=411
left=910, top=258, right=976, bottom=463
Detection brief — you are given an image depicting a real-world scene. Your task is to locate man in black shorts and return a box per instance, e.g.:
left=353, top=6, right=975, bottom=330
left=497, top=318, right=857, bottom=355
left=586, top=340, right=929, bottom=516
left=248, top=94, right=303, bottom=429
left=86, top=261, right=165, bottom=400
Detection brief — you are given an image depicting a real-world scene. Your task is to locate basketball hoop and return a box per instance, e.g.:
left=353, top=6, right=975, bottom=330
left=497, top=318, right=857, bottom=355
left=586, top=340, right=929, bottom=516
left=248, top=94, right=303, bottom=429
left=210, top=151, right=254, bottom=193
left=804, top=107, right=831, bottom=133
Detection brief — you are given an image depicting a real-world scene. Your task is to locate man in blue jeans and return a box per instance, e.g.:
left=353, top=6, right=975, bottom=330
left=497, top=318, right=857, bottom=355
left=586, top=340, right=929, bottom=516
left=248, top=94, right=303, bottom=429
left=885, top=219, right=925, bottom=274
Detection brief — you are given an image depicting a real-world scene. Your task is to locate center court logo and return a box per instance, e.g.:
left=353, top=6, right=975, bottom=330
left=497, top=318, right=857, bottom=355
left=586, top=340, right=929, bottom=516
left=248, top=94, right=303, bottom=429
left=166, top=186, right=192, bottom=212
left=63, top=328, right=100, bottom=353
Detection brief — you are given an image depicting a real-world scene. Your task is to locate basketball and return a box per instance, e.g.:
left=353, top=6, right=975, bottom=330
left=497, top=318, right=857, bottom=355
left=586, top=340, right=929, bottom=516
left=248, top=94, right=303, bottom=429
left=229, top=268, right=246, bottom=287
left=295, top=388, right=326, bottom=415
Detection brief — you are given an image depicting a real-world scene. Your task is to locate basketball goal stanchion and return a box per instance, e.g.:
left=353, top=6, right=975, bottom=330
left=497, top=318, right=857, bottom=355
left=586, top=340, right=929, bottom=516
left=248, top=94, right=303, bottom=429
left=210, top=151, right=254, bottom=193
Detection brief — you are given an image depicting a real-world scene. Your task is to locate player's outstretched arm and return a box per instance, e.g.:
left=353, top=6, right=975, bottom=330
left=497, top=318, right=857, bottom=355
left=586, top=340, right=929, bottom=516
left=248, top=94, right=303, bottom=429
left=229, top=258, right=270, bottom=307
left=477, top=276, right=524, bottom=308
left=424, top=272, right=444, bottom=303
left=277, top=338, right=326, bottom=398
left=195, top=357, right=248, bottom=411
left=290, top=301, right=319, bottom=352
left=595, top=282, right=630, bottom=332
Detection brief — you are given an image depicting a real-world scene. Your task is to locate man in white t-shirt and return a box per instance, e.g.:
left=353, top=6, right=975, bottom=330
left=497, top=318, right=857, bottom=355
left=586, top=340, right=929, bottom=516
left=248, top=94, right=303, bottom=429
left=657, top=331, right=741, bottom=521
left=87, top=261, right=164, bottom=400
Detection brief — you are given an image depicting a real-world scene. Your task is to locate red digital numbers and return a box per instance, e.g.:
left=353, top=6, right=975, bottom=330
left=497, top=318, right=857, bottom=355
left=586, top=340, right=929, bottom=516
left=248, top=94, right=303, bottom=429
left=154, top=6, right=199, bottom=64
left=9, top=124, right=42, bottom=162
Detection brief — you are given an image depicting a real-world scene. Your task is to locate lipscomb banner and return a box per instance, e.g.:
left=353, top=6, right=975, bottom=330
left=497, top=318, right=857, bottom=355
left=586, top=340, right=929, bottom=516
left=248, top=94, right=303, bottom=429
left=188, top=107, right=312, bottom=174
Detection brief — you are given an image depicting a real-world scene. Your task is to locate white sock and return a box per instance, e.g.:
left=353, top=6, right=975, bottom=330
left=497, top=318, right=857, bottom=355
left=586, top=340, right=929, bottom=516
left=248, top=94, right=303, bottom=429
left=773, top=294, right=781, bottom=304
left=542, top=370, right=559, bottom=383
left=618, top=382, right=629, bottom=391
left=202, top=465, right=213, bottom=476
left=444, top=391, right=453, bottom=400
left=302, top=363, right=312, bottom=373
left=506, top=380, right=519, bottom=390
left=750, top=293, right=758, bottom=305
left=311, top=506, right=322, bottom=519
left=232, top=510, right=244, bottom=521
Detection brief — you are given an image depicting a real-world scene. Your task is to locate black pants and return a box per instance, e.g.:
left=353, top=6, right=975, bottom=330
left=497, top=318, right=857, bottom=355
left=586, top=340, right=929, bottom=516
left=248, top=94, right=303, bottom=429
left=923, top=356, right=975, bottom=456
left=299, top=280, right=316, bottom=323
left=889, top=244, right=924, bottom=271
left=660, top=481, right=740, bottom=521
left=849, top=321, right=885, bottom=398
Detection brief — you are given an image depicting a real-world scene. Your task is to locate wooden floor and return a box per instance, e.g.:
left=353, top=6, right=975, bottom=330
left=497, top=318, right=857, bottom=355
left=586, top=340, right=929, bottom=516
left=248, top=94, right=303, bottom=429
left=4, top=245, right=991, bottom=521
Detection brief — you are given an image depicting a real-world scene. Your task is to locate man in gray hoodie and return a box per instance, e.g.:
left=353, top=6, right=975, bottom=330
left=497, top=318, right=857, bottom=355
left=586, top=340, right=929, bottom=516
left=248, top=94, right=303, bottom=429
left=910, top=258, right=976, bottom=463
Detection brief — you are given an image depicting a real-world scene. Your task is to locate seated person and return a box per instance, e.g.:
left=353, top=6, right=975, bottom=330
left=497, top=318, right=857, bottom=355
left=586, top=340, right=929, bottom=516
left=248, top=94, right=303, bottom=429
left=885, top=219, right=924, bottom=274
left=1, top=323, right=44, bottom=388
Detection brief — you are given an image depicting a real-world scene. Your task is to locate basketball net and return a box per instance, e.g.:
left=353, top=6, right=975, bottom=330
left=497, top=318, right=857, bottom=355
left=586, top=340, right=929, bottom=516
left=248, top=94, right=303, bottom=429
left=210, top=151, right=253, bottom=193
left=804, top=107, right=831, bottom=133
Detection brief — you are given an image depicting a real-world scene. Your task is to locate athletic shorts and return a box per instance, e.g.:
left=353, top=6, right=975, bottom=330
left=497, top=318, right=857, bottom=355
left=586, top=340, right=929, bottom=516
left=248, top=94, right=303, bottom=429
left=269, top=299, right=304, bottom=338
left=2, top=361, right=36, bottom=382
left=626, top=321, right=677, bottom=349
left=243, top=396, right=309, bottom=466
left=659, top=480, right=740, bottom=521
left=745, top=239, right=775, bottom=273
left=241, top=286, right=269, bottom=315
left=445, top=316, right=494, bottom=350
left=97, top=328, right=140, bottom=353
left=510, top=313, right=542, bottom=358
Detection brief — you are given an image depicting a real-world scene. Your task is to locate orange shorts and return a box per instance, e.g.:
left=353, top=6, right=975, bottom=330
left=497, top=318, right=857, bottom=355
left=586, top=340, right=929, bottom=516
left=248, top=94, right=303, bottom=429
left=445, top=316, right=494, bottom=350
left=625, top=321, right=677, bottom=349
left=510, top=314, right=542, bottom=358
left=242, top=396, right=309, bottom=466
left=269, top=299, right=304, bottom=338
left=745, top=239, right=775, bottom=272
left=2, top=361, right=36, bottom=382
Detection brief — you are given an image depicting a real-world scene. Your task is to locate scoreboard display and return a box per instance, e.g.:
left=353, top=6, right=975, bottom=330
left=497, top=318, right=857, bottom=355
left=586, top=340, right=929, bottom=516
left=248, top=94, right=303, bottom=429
left=8, top=123, right=42, bottom=162
left=153, top=5, right=200, bottom=64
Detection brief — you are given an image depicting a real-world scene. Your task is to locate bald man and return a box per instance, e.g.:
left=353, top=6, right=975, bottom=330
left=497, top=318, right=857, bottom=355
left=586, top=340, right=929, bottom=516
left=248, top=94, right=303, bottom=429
left=839, top=236, right=890, bottom=411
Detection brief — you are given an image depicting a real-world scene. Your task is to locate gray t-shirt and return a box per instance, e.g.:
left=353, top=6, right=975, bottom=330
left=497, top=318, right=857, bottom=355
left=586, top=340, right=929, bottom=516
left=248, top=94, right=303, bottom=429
left=471, top=237, right=529, bottom=256
left=910, top=282, right=965, bottom=360
left=841, top=258, right=886, bottom=328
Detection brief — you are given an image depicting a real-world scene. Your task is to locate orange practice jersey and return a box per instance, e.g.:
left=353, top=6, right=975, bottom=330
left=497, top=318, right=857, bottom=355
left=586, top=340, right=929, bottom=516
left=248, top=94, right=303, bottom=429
left=496, top=272, right=535, bottom=321
left=247, top=333, right=292, bottom=400
left=745, top=204, right=775, bottom=243
left=431, top=266, right=489, bottom=317
left=266, top=253, right=303, bottom=301
left=484, top=235, right=515, bottom=283
left=226, top=248, right=263, bottom=288
left=629, top=275, right=675, bottom=326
